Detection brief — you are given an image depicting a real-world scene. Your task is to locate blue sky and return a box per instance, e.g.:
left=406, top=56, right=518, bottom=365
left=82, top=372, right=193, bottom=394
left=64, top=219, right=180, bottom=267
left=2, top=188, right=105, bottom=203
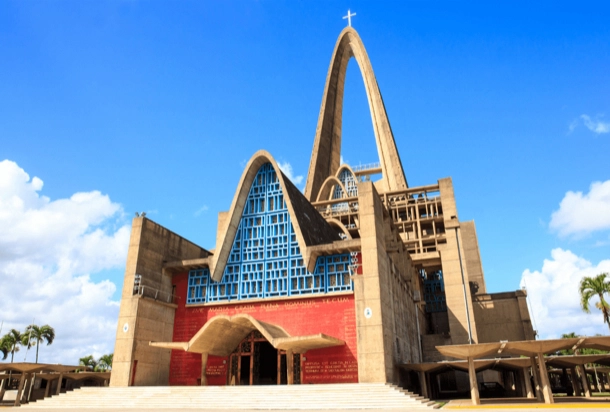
left=1, top=1, right=609, bottom=362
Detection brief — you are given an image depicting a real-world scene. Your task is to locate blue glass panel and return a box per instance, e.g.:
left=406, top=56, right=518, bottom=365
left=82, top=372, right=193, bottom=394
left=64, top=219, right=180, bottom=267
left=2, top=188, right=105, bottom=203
left=423, top=270, right=447, bottom=313
left=185, top=163, right=353, bottom=305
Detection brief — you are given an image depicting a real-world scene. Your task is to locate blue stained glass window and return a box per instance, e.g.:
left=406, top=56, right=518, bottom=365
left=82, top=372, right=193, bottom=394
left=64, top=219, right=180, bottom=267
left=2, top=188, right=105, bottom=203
left=422, top=270, right=447, bottom=313
left=186, top=163, right=353, bottom=305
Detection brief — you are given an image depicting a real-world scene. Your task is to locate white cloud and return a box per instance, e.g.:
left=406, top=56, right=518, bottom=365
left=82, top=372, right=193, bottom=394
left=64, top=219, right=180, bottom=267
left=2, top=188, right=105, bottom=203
left=277, top=161, right=304, bottom=185
left=549, top=180, right=610, bottom=237
left=0, top=160, right=130, bottom=364
left=194, top=204, right=209, bottom=216
left=521, top=248, right=610, bottom=339
left=580, top=114, right=610, bottom=134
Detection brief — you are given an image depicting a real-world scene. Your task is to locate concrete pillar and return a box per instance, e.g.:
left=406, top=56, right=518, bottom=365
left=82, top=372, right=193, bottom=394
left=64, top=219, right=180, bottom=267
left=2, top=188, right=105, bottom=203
left=589, top=371, right=598, bottom=392
left=530, top=357, right=543, bottom=401
left=467, top=357, right=480, bottom=405
left=570, top=367, right=582, bottom=396
left=578, top=365, right=591, bottom=398
left=44, top=379, right=51, bottom=398
left=419, top=371, right=429, bottom=399
left=523, top=367, right=534, bottom=398
left=23, top=374, right=33, bottom=403
left=56, top=373, right=63, bottom=396
left=286, top=349, right=294, bottom=385
left=14, top=373, right=27, bottom=407
left=200, top=353, right=209, bottom=386
left=536, top=352, right=554, bottom=404
left=606, top=373, right=610, bottom=391
left=0, top=376, right=6, bottom=401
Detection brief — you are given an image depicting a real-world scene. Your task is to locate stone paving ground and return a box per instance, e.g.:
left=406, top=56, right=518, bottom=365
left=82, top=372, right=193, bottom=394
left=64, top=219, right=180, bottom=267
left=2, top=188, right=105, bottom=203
left=3, top=396, right=610, bottom=411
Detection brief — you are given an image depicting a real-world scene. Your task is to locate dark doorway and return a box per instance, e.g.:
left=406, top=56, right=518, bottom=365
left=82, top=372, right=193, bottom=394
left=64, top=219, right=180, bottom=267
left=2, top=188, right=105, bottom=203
left=229, top=331, right=283, bottom=386
left=239, top=355, right=251, bottom=385
left=256, top=341, right=278, bottom=385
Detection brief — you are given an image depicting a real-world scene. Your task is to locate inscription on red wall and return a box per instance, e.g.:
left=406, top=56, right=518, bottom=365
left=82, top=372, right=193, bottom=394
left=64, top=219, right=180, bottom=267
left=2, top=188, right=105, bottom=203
left=170, top=272, right=358, bottom=385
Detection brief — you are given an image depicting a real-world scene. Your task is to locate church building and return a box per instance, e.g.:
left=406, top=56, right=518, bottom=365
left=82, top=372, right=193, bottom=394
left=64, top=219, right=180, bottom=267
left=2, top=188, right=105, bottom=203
left=110, top=27, right=534, bottom=390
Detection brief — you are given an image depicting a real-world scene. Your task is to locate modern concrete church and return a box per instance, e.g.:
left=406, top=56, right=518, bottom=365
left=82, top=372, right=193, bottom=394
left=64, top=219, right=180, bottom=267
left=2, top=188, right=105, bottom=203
left=110, top=27, right=534, bottom=390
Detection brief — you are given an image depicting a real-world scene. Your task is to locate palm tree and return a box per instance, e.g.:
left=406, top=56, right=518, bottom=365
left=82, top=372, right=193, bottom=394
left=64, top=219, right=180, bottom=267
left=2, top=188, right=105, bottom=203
left=2, top=329, right=24, bottom=363
left=0, top=336, right=10, bottom=360
left=23, top=324, right=55, bottom=363
left=579, top=273, right=610, bottom=332
left=97, top=353, right=113, bottom=372
left=79, top=355, right=98, bottom=371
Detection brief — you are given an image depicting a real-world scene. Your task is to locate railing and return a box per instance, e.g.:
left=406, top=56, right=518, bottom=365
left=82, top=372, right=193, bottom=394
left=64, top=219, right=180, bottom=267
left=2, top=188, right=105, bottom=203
left=351, top=162, right=381, bottom=173
left=134, top=285, right=179, bottom=305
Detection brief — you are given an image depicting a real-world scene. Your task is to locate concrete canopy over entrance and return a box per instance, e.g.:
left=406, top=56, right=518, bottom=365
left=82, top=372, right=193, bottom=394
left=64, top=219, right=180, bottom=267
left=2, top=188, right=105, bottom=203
left=149, top=314, right=344, bottom=356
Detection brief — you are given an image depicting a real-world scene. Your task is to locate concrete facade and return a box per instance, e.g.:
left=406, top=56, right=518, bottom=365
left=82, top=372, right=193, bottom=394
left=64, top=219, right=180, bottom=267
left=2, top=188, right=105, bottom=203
left=110, top=27, right=533, bottom=388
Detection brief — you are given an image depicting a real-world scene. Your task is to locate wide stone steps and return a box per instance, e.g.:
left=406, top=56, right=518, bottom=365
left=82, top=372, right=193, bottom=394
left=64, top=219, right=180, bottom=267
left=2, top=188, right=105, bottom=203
left=23, top=383, right=438, bottom=409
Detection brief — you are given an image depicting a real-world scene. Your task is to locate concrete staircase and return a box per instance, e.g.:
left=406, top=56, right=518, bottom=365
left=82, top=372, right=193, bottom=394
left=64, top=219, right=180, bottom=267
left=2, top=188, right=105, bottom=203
left=22, top=383, right=439, bottom=409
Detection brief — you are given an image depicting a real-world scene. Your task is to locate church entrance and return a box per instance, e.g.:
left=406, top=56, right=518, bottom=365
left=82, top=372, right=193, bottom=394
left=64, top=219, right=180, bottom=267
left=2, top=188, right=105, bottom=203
left=228, top=331, right=301, bottom=385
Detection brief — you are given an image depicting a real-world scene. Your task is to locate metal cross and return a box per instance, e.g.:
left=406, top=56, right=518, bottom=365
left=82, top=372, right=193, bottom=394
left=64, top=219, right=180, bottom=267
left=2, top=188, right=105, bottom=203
left=343, top=9, right=356, bottom=27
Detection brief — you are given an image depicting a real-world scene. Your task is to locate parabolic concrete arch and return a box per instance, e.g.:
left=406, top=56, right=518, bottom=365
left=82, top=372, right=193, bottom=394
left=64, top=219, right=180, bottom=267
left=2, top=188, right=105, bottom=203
left=304, top=27, right=408, bottom=201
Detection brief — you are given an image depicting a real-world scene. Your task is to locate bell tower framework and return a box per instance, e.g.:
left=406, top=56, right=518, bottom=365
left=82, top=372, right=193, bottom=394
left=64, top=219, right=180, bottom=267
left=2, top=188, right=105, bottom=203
left=304, top=27, right=408, bottom=202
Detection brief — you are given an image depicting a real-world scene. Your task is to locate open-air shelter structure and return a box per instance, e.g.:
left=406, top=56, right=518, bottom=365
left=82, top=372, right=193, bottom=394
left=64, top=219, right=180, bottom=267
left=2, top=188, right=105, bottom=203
left=402, top=336, right=610, bottom=406
left=0, top=363, right=109, bottom=406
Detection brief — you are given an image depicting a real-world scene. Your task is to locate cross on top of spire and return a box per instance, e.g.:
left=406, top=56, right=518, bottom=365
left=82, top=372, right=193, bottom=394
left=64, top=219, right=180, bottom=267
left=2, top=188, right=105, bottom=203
left=343, top=9, right=356, bottom=27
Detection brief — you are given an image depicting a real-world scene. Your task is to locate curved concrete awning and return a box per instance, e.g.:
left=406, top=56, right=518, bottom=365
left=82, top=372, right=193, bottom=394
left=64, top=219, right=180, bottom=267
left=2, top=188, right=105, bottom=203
left=150, top=314, right=344, bottom=356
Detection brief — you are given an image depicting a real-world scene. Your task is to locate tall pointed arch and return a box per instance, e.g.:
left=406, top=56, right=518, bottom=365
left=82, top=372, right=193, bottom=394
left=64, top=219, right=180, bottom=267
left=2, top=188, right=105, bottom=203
left=304, top=27, right=408, bottom=201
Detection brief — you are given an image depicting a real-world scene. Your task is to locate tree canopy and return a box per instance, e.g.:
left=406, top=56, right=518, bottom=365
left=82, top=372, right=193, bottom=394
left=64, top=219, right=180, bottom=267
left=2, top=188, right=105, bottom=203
left=579, top=273, right=610, bottom=331
left=23, top=324, right=56, bottom=364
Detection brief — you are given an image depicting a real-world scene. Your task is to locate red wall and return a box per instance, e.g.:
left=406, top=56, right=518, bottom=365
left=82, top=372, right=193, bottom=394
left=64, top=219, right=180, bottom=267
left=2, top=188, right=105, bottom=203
left=170, top=272, right=358, bottom=385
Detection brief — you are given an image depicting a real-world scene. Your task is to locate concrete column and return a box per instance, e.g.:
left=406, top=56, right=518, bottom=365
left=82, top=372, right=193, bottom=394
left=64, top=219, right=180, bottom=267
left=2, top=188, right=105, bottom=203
left=467, top=357, right=480, bottom=405
left=23, top=374, right=33, bottom=403
left=530, top=357, right=543, bottom=401
left=56, top=373, right=63, bottom=396
left=44, top=379, right=51, bottom=398
left=14, top=373, right=28, bottom=407
left=536, top=352, right=554, bottom=404
left=570, top=367, right=582, bottom=396
left=589, top=371, right=598, bottom=392
left=0, top=376, right=6, bottom=401
left=419, top=371, right=429, bottom=399
left=578, top=365, right=591, bottom=398
left=286, top=349, right=294, bottom=385
left=200, top=353, right=209, bottom=386
left=523, top=367, right=533, bottom=398
left=606, top=372, right=610, bottom=391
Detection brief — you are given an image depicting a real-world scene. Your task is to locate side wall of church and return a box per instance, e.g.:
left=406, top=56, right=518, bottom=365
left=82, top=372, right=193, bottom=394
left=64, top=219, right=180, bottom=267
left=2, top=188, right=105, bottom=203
left=111, top=218, right=209, bottom=387
left=473, top=290, right=535, bottom=343
left=169, top=272, right=358, bottom=385
left=355, top=182, right=420, bottom=385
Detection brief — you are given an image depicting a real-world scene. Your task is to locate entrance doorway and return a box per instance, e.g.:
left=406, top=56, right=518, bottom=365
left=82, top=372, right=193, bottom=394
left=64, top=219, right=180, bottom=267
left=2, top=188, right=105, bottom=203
left=228, top=331, right=300, bottom=385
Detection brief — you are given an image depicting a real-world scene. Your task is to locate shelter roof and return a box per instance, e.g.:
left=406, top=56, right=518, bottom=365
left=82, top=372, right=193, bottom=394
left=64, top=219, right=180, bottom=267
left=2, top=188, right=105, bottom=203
left=436, top=336, right=610, bottom=360
left=545, top=354, right=610, bottom=368
left=402, top=357, right=532, bottom=374
left=0, top=363, right=84, bottom=374
left=150, top=314, right=344, bottom=356
left=34, top=372, right=111, bottom=381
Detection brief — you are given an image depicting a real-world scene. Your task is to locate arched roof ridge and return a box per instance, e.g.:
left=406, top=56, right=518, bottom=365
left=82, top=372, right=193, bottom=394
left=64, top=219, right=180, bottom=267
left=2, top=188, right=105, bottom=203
left=326, top=218, right=352, bottom=240
left=304, top=27, right=408, bottom=201
left=335, top=164, right=358, bottom=180
left=210, top=151, right=341, bottom=281
left=316, top=175, right=348, bottom=202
